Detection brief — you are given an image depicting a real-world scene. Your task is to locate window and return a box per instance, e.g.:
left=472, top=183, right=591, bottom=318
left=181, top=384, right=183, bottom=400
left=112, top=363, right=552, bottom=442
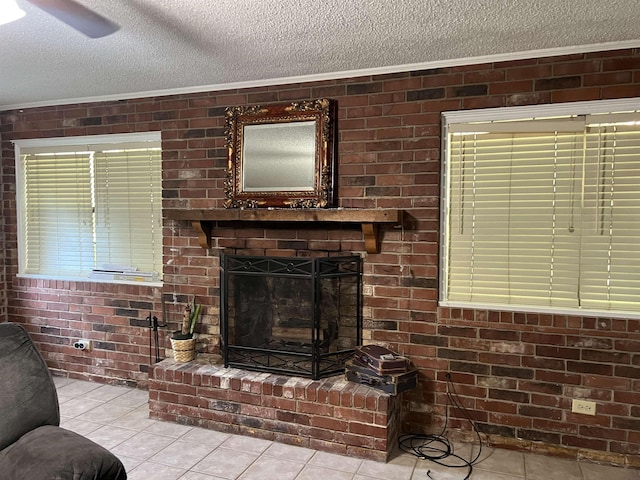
left=14, top=132, right=162, bottom=284
left=441, top=98, right=640, bottom=317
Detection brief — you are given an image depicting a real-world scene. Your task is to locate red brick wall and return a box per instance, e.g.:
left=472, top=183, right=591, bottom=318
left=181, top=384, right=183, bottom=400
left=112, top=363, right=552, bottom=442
left=1, top=48, right=639, bottom=463
left=0, top=140, right=5, bottom=322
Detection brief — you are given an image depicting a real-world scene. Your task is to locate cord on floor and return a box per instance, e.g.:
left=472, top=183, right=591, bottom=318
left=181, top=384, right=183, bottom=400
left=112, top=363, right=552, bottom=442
left=398, top=373, right=484, bottom=480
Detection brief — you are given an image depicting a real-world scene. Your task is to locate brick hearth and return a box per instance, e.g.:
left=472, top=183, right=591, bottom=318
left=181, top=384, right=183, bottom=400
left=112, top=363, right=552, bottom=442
left=148, top=357, right=401, bottom=462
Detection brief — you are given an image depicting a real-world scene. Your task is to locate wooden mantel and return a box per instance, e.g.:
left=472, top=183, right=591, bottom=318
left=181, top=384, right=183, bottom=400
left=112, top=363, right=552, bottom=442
left=164, top=208, right=402, bottom=254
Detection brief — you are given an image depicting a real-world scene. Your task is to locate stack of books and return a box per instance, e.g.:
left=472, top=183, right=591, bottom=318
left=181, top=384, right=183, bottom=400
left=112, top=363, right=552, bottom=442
left=345, top=345, right=418, bottom=395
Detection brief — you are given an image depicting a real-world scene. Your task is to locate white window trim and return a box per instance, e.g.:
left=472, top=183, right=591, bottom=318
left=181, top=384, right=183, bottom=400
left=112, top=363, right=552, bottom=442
left=440, top=97, right=640, bottom=320
left=13, top=132, right=163, bottom=287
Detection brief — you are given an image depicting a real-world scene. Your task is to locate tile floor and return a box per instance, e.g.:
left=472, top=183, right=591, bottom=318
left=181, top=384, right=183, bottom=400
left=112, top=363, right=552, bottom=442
left=55, top=377, right=639, bottom=480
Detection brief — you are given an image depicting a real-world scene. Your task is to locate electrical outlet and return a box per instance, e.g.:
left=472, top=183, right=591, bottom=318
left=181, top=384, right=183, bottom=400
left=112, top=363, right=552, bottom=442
left=572, top=399, right=596, bottom=415
left=73, top=339, right=91, bottom=351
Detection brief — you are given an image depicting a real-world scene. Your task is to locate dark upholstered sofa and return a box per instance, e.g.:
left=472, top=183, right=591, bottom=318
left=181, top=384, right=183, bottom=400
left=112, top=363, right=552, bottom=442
left=0, top=323, right=127, bottom=479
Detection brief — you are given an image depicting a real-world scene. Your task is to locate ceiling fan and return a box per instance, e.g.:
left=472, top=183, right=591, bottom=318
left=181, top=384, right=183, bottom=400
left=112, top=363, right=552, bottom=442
left=25, top=0, right=119, bottom=38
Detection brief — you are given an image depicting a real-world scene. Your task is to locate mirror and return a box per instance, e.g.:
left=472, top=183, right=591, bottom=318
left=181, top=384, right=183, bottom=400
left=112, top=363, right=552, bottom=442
left=224, top=98, right=336, bottom=208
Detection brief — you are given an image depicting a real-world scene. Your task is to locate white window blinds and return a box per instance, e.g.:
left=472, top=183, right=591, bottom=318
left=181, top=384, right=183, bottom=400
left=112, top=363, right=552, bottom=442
left=16, top=133, right=162, bottom=282
left=93, top=148, right=162, bottom=275
left=443, top=110, right=640, bottom=316
left=580, top=123, right=640, bottom=312
left=23, top=151, right=95, bottom=276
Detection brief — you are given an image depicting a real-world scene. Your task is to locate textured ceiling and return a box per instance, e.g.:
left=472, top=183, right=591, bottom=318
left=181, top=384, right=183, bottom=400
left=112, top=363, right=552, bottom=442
left=1, top=0, right=639, bottom=110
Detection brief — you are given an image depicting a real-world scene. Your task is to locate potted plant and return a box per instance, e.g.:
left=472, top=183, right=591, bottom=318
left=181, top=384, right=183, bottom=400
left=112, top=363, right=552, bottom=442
left=170, top=298, right=201, bottom=362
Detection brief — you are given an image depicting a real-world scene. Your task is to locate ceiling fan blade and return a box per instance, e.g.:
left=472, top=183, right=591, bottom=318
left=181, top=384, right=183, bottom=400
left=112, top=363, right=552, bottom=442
left=26, top=0, right=119, bottom=38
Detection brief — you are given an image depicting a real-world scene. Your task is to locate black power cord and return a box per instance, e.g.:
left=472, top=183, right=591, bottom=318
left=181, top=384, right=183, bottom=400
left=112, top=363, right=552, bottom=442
left=399, top=373, right=484, bottom=479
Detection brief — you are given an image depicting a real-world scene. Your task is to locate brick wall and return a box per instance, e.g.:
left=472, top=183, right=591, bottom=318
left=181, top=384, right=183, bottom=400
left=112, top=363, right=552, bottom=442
left=0, top=129, right=5, bottom=322
left=1, top=48, right=639, bottom=464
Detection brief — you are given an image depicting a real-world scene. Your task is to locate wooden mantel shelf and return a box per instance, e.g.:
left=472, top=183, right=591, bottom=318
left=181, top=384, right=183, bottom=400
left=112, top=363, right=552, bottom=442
left=164, top=208, right=402, bottom=254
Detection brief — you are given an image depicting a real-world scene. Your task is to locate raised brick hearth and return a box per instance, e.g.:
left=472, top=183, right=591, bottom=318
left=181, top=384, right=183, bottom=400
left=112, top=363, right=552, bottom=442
left=148, top=356, right=401, bottom=461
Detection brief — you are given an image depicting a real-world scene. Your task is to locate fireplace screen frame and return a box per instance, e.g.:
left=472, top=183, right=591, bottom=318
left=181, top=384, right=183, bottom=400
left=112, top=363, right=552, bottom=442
left=220, top=253, right=362, bottom=379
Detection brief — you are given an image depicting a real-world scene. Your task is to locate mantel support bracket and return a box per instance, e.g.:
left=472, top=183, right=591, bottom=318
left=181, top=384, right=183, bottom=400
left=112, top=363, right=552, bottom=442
left=361, top=223, right=379, bottom=254
left=192, top=221, right=212, bottom=249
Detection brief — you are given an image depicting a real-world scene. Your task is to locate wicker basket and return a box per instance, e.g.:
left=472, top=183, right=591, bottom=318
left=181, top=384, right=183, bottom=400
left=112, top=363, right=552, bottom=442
left=170, top=336, right=196, bottom=363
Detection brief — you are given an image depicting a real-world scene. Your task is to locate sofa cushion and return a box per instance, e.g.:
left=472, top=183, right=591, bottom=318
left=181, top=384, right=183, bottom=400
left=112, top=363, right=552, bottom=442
left=0, top=323, right=59, bottom=451
left=0, top=425, right=127, bottom=480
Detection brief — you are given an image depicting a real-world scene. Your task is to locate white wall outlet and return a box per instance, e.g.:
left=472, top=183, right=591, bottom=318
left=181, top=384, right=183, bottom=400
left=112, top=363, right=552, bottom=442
left=572, top=399, right=596, bottom=415
left=73, top=339, right=91, bottom=351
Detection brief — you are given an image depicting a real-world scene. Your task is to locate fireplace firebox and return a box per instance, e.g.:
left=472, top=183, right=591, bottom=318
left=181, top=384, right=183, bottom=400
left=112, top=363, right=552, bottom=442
left=220, top=253, right=362, bottom=379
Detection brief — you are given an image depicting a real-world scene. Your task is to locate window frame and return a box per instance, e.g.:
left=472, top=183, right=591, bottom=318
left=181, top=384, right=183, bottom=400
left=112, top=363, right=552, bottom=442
left=13, top=132, right=163, bottom=286
left=441, top=97, right=640, bottom=319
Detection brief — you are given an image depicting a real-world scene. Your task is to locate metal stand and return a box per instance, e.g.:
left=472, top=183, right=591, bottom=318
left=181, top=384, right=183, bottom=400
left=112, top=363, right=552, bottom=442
left=147, top=312, right=167, bottom=365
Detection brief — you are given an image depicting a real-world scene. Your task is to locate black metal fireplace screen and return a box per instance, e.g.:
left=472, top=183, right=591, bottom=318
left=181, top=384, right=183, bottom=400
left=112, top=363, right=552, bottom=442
left=220, top=253, right=362, bottom=379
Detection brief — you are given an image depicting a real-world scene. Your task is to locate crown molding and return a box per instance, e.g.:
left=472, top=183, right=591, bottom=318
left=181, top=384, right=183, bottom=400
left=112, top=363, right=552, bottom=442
left=3, top=40, right=639, bottom=112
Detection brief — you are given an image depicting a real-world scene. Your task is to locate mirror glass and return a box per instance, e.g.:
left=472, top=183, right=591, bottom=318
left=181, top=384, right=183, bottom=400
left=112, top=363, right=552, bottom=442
left=224, top=99, right=336, bottom=208
left=242, top=121, right=316, bottom=192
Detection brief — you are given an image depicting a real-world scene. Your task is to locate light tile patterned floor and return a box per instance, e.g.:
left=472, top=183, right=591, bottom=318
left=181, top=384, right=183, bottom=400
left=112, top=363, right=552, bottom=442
left=55, top=377, right=639, bottom=480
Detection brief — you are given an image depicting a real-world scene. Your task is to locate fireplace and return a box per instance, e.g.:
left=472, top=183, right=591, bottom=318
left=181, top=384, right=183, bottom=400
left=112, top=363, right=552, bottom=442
left=220, top=253, right=362, bottom=379
left=152, top=252, right=397, bottom=461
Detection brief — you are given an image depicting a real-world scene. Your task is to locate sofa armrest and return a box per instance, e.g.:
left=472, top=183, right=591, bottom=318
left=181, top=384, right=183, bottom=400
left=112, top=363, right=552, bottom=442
left=0, top=323, right=59, bottom=451
left=0, top=425, right=127, bottom=480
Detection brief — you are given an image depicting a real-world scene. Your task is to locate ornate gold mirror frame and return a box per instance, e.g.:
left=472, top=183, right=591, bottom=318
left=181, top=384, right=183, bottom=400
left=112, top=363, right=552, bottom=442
left=224, top=98, right=337, bottom=208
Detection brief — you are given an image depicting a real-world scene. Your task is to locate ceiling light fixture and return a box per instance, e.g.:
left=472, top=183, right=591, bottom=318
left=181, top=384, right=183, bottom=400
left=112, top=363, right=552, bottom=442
left=0, top=0, right=25, bottom=26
